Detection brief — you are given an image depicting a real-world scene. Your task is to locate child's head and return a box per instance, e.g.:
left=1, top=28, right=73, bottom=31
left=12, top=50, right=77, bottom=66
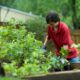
left=46, top=11, right=60, bottom=24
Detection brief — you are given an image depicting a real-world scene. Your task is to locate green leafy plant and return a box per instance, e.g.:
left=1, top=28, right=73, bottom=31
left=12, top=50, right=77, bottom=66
left=24, top=16, right=47, bottom=41
left=0, top=20, right=71, bottom=78
left=0, top=23, right=52, bottom=77
left=50, top=48, right=69, bottom=71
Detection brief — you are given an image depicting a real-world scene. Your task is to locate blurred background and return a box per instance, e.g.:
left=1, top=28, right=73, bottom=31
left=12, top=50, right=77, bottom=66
left=0, top=0, right=80, bottom=44
left=0, top=1, right=80, bottom=79
left=0, top=0, right=80, bottom=29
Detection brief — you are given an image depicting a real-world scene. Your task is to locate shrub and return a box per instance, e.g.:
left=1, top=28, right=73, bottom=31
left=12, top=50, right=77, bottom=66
left=24, top=16, right=47, bottom=41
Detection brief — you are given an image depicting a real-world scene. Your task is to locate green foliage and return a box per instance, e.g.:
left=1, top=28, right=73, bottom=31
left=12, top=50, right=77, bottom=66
left=0, top=25, right=26, bottom=60
left=0, top=24, right=47, bottom=62
left=0, top=22, right=69, bottom=77
left=11, top=0, right=69, bottom=16
left=60, top=15, right=74, bottom=29
left=24, top=16, right=47, bottom=41
left=10, top=0, right=74, bottom=29
left=0, top=23, right=69, bottom=76
left=0, top=23, right=51, bottom=77
left=60, top=47, right=69, bottom=57
left=75, top=44, right=80, bottom=51
left=1, top=0, right=80, bottom=29
left=50, top=48, right=69, bottom=71
left=0, top=0, right=15, bottom=7
left=51, top=56, right=67, bottom=70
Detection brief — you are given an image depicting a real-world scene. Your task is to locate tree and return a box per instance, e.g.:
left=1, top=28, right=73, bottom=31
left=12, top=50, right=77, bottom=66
left=1, top=0, right=80, bottom=29
left=0, top=0, right=15, bottom=7
left=69, top=0, right=77, bottom=29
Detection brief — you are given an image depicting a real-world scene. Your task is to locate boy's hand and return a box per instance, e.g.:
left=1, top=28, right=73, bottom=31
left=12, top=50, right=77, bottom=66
left=41, top=46, right=47, bottom=53
left=42, top=45, right=47, bottom=49
left=62, top=45, right=68, bottom=50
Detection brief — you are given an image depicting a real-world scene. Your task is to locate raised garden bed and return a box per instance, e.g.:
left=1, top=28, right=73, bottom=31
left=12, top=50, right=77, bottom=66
left=20, top=62, right=79, bottom=80
left=3, top=62, right=80, bottom=80
left=0, top=21, right=80, bottom=80
left=24, top=70, right=80, bottom=80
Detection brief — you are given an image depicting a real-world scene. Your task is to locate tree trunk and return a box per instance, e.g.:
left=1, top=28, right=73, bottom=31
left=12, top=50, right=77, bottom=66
left=70, top=0, right=77, bottom=29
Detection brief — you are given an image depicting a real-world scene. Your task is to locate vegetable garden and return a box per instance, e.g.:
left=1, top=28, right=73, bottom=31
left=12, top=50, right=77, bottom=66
left=0, top=18, right=80, bottom=80
left=1, top=0, right=80, bottom=80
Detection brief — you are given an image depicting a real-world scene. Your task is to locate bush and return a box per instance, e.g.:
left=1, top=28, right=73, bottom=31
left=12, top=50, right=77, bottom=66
left=24, top=16, right=47, bottom=41
left=60, top=15, right=74, bottom=30
left=0, top=19, right=69, bottom=78
left=0, top=24, right=52, bottom=77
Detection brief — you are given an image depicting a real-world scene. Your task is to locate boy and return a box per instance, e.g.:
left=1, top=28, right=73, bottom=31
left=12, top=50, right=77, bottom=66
left=43, top=11, right=79, bottom=62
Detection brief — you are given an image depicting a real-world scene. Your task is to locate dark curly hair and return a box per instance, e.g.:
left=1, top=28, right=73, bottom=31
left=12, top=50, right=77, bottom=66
left=46, top=11, right=60, bottom=24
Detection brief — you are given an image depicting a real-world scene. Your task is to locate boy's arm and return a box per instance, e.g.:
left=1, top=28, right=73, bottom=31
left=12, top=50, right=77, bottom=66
left=43, top=35, right=48, bottom=49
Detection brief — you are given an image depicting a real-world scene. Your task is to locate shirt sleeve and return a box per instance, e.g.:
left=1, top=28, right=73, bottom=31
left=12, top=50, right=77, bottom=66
left=62, top=24, right=73, bottom=45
